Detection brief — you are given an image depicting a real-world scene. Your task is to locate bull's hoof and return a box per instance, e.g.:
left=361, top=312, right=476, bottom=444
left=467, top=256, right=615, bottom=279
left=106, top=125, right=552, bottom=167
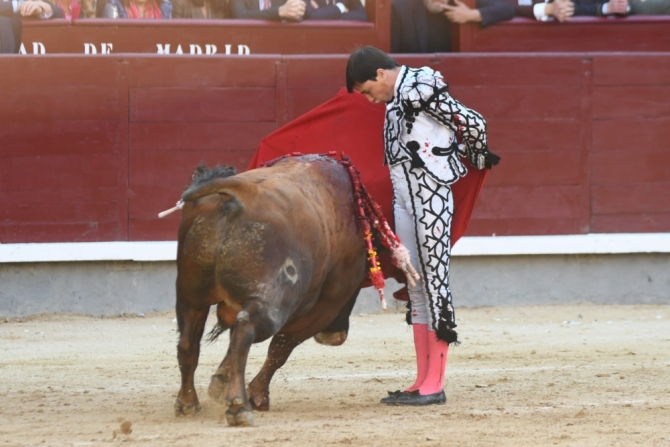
left=174, top=398, right=201, bottom=417
left=225, top=407, right=254, bottom=427
left=249, top=392, right=270, bottom=412
left=208, top=372, right=230, bottom=405
left=314, top=330, right=348, bottom=346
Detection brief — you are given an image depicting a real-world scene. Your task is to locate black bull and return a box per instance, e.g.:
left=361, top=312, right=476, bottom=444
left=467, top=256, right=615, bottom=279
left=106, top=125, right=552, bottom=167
left=174, top=155, right=369, bottom=426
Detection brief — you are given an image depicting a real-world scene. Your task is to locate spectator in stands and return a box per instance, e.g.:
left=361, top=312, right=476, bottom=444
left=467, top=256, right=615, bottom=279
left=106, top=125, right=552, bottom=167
left=171, top=0, right=226, bottom=17
left=391, top=0, right=514, bottom=53
left=303, top=0, right=367, bottom=20
left=441, top=0, right=513, bottom=24
left=629, top=0, right=670, bottom=13
left=512, top=0, right=574, bottom=21
left=575, top=0, right=629, bottom=16
left=102, top=0, right=170, bottom=17
left=513, top=0, right=634, bottom=21
left=231, top=0, right=366, bottom=20
left=1, top=0, right=63, bottom=53
left=230, top=0, right=306, bottom=20
left=51, top=0, right=96, bottom=18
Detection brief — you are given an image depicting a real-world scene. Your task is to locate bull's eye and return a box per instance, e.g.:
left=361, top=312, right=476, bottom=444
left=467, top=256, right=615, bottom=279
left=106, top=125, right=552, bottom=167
left=286, top=265, right=297, bottom=277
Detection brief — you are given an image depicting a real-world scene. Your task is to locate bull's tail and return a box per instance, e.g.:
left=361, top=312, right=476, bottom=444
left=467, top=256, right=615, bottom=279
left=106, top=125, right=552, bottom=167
left=205, top=320, right=228, bottom=344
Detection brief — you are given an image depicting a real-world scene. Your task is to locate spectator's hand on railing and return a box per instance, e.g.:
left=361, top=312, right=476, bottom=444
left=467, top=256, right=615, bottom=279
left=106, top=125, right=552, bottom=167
left=443, top=0, right=482, bottom=24
left=546, top=0, right=574, bottom=22
left=279, top=0, right=306, bottom=20
left=18, top=0, right=54, bottom=18
left=603, top=0, right=629, bottom=14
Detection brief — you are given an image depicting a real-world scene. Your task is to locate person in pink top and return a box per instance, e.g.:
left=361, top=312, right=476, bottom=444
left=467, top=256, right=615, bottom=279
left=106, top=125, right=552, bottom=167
left=102, top=0, right=169, bottom=17
left=46, top=0, right=96, bottom=18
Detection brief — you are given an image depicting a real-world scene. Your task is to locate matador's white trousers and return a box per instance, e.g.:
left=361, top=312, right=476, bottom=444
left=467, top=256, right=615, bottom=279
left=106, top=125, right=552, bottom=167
left=390, top=162, right=457, bottom=339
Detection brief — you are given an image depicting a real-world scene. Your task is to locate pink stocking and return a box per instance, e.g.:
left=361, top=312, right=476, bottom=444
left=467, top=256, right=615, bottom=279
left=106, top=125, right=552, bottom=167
left=418, top=330, right=449, bottom=395
left=405, top=323, right=429, bottom=392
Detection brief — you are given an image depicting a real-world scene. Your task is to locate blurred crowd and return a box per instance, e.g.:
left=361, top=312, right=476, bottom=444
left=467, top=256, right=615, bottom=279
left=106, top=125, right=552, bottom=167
left=0, top=0, right=369, bottom=20
left=391, top=0, right=670, bottom=52
left=1, top=0, right=669, bottom=53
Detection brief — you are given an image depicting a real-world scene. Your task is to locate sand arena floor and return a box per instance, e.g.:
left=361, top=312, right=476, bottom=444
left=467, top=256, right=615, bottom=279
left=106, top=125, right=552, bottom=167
left=1, top=304, right=669, bottom=447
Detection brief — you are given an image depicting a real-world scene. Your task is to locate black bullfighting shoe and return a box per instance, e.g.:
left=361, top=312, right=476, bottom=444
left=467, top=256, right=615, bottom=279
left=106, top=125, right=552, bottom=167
left=392, top=390, right=446, bottom=406
left=380, top=390, right=412, bottom=405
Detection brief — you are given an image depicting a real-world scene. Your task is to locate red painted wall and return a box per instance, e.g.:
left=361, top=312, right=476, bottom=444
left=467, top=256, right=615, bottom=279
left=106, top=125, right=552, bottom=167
left=1, top=53, right=669, bottom=243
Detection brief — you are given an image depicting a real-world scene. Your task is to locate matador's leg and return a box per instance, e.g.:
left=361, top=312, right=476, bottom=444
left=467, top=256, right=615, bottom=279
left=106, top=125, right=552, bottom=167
left=401, top=164, right=457, bottom=344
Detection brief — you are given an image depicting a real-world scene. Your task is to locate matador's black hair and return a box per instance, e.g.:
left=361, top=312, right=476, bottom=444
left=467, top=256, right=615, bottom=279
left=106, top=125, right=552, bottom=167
left=346, top=46, right=400, bottom=93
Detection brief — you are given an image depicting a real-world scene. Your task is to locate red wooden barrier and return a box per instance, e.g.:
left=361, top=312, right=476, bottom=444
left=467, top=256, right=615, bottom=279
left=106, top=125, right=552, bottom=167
left=1, top=53, right=669, bottom=243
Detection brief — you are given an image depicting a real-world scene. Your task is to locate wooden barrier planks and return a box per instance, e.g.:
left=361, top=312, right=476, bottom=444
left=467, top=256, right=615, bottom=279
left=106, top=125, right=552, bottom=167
left=0, top=57, right=127, bottom=242
left=125, top=57, right=280, bottom=239
left=1, top=53, right=669, bottom=243
left=589, top=54, right=670, bottom=233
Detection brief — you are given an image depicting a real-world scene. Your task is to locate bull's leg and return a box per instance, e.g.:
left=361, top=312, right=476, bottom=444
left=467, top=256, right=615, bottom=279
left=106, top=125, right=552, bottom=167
left=247, top=333, right=302, bottom=411
left=207, top=328, right=234, bottom=405
left=224, top=300, right=279, bottom=427
left=174, top=304, right=209, bottom=417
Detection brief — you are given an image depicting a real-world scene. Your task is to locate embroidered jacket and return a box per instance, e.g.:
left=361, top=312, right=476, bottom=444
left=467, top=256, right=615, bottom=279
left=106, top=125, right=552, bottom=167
left=384, top=65, right=494, bottom=185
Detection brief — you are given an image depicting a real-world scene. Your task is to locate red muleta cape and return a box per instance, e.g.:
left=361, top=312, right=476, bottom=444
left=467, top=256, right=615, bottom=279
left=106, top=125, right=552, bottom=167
left=248, top=88, right=489, bottom=291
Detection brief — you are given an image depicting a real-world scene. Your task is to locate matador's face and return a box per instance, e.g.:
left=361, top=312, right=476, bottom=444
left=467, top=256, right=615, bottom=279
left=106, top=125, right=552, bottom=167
left=354, top=69, right=396, bottom=104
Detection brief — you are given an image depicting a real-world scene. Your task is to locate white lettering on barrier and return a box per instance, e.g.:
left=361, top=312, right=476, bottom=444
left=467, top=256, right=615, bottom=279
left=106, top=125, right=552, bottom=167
left=32, top=42, right=46, bottom=54
left=153, top=43, right=250, bottom=55
left=18, top=43, right=47, bottom=54
left=84, top=43, right=114, bottom=54
left=17, top=40, right=249, bottom=55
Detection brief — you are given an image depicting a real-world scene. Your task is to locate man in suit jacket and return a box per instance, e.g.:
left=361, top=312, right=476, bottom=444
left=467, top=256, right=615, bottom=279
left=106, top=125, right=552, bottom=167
left=304, top=0, right=367, bottom=20
left=230, top=0, right=306, bottom=20
left=391, top=0, right=514, bottom=53
left=172, top=0, right=226, bottom=17
left=509, top=0, right=627, bottom=21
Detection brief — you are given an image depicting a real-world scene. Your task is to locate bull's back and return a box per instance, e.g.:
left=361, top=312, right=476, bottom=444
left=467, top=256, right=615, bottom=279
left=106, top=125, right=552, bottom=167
left=237, top=156, right=357, bottom=238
